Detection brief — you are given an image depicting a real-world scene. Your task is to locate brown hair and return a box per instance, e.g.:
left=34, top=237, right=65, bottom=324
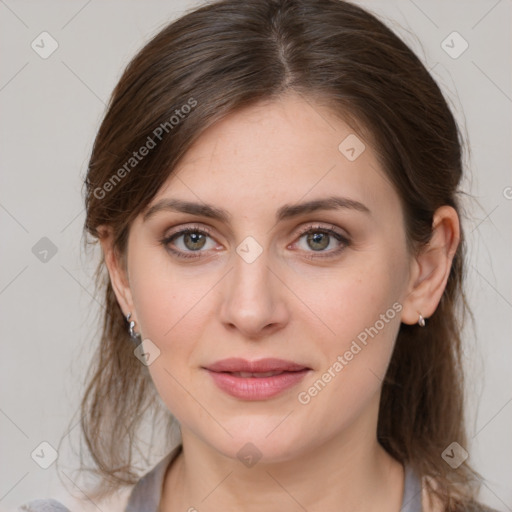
left=67, top=0, right=484, bottom=508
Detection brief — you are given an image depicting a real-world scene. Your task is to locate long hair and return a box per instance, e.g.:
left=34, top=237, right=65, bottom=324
left=70, top=0, right=482, bottom=508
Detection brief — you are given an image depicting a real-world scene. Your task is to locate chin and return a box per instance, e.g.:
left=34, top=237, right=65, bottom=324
left=201, top=421, right=307, bottom=465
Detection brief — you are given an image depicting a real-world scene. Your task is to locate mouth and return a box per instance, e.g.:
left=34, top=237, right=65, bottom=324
left=203, top=358, right=311, bottom=400
left=204, top=357, right=310, bottom=373
left=226, top=370, right=293, bottom=378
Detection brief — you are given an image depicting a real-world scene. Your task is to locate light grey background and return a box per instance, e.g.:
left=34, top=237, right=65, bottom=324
left=1, top=0, right=511, bottom=510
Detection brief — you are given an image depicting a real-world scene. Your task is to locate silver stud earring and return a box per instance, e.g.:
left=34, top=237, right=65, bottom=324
left=418, top=313, right=426, bottom=327
left=126, top=312, right=142, bottom=344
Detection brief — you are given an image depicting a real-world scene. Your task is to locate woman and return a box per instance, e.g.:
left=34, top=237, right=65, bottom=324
left=18, top=0, right=501, bottom=510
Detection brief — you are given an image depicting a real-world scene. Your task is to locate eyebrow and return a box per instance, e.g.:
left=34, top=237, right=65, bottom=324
left=142, top=195, right=371, bottom=224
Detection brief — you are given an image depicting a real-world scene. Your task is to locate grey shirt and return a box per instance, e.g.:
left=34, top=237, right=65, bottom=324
left=14, top=447, right=461, bottom=512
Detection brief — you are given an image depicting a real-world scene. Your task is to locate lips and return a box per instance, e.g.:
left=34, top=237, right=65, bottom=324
left=203, top=358, right=311, bottom=400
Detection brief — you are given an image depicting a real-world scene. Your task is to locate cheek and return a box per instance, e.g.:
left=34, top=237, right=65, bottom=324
left=294, top=269, right=402, bottom=432
left=128, top=259, right=209, bottom=420
left=304, top=262, right=401, bottom=347
left=127, top=248, right=215, bottom=382
left=128, top=246, right=210, bottom=341
left=298, top=252, right=405, bottom=397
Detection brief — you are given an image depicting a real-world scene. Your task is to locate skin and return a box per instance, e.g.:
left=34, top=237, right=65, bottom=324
left=100, top=93, right=459, bottom=512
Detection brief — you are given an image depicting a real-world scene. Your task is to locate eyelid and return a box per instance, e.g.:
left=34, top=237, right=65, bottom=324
left=162, top=223, right=213, bottom=238
left=293, top=223, right=348, bottom=239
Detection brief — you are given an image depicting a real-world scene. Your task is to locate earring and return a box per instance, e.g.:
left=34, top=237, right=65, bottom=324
left=418, top=313, right=426, bottom=327
left=126, top=312, right=142, bottom=344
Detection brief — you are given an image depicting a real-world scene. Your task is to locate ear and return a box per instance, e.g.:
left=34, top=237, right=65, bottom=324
left=401, top=205, right=460, bottom=325
left=97, top=225, right=135, bottom=319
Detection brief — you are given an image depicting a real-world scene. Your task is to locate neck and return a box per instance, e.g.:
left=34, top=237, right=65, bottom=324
left=161, top=419, right=405, bottom=512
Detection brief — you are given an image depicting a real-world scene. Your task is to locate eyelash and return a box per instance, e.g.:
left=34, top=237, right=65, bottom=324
left=160, top=224, right=350, bottom=260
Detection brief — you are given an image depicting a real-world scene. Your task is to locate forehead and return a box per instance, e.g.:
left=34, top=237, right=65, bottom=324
left=149, top=94, right=398, bottom=222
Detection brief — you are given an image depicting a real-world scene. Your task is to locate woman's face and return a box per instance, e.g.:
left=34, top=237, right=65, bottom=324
left=123, top=93, right=415, bottom=462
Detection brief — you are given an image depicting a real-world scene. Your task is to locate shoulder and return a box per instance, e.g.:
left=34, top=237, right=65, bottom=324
left=420, top=476, right=503, bottom=512
left=16, top=485, right=132, bottom=512
left=17, top=499, right=71, bottom=511
left=15, top=450, right=176, bottom=512
left=15, top=448, right=180, bottom=512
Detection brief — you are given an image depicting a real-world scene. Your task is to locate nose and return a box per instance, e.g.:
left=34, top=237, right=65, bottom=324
left=218, top=247, right=290, bottom=339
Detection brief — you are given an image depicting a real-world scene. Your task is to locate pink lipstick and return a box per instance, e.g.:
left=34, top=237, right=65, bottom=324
left=203, top=358, right=310, bottom=400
